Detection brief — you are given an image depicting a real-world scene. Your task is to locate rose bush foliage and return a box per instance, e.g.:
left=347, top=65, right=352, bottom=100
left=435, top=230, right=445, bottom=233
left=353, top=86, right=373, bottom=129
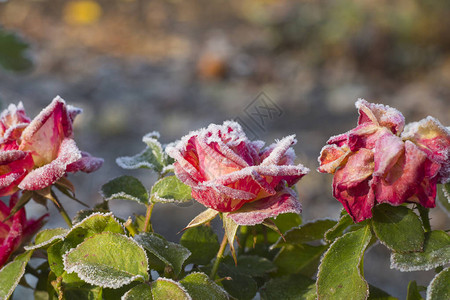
left=0, top=98, right=448, bottom=300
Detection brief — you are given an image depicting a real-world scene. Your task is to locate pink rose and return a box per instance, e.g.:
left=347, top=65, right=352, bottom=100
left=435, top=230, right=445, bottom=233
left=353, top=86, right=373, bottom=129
left=0, top=193, right=47, bottom=267
left=318, top=99, right=449, bottom=222
left=0, top=97, right=103, bottom=195
left=166, top=121, right=309, bottom=225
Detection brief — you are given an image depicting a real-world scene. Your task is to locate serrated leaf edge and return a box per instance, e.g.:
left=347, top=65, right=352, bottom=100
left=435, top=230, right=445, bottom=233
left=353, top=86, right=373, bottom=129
left=69, top=212, right=124, bottom=234
left=0, top=251, right=32, bottom=300
left=120, top=283, right=151, bottom=300
left=24, top=228, right=68, bottom=250
left=316, top=226, right=371, bottom=300
left=116, top=149, right=157, bottom=170
left=63, top=233, right=149, bottom=289
left=180, top=271, right=229, bottom=299
left=426, top=267, right=449, bottom=300
left=390, top=252, right=450, bottom=272
left=152, top=277, right=192, bottom=300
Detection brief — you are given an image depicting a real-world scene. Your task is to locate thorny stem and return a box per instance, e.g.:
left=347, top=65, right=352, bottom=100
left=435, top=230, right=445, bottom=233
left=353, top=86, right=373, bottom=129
left=417, top=205, right=431, bottom=233
left=144, top=200, right=155, bottom=233
left=210, top=234, right=228, bottom=279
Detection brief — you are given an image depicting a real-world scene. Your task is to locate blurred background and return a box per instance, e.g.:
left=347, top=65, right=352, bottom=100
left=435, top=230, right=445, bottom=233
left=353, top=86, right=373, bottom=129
left=0, top=0, right=449, bottom=298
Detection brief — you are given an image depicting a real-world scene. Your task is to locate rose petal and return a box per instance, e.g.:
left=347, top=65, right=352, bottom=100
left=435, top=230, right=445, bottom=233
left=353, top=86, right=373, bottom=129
left=356, top=99, right=405, bottom=134
left=334, top=148, right=374, bottom=189
left=227, top=188, right=301, bottom=226
left=260, top=135, right=296, bottom=166
left=402, top=116, right=450, bottom=183
left=373, top=133, right=404, bottom=177
left=0, top=208, right=24, bottom=267
left=20, top=96, right=73, bottom=166
left=66, top=151, right=104, bottom=173
left=318, top=144, right=351, bottom=174
left=19, top=138, right=81, bottom=190
left=373, top=141, right=429, bottom=206
left=0, top=151, right=34, bottom=196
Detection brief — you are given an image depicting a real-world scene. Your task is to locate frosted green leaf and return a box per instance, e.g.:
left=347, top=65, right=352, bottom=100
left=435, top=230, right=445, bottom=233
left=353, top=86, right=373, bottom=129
left=274, top=244, right=328, bottom=277
left=372, top=204, right=424, bottom=253
left=218, top=263, right=257, bottom=300
left=427, top=267, right=450, bottom=300
left=25, top=228, right=68, bottom=250
left=180, top=226, right=219, bottom=265
left=184, top=209, right=218, bottom=229
left=151, top=176, right=192, bottom=203
left=437, top=183, right=450, bottom=216
left=63, top=232, right=149, bottom=289
left=391, top=230, right=450, bottom=271
left=150, top=278, right=190, bottom=300
left=135, top=233, right=191, bottom=277
left=260, top=274, right=316, bottom=300
left=273, top=219, right=337, bottom=248
left=317, top=225, right=372, bottom=300
left=222, top=255, right=276, bottom=277
left=116, top=133, right=167, bottom=173
left=324, top=214, right=353, bottom=243
left=180, top=272, right=228, bottom=300
left=0, top=251, right=32, bottom=300
left=223, top=215, right=239, bottom=261
left=122, top=283, right=152, bottom=300
left=101, top=176, right=149, bottom=205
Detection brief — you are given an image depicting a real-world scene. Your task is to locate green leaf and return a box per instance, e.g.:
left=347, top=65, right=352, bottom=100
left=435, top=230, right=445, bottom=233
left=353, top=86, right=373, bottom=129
left=180, top=225, right=219, bottom=265
left=391, top=230, right=450, bottom=271
left=324, top=214, right=353, bottom=243
left=0, top=28, right=33, bottom=72
left=427, top=267, right=450, bottom=300
left=72, top=209, right=110, bottom=224
left=63, top=283, right=103, bottom=300
left=273, top=219, right=337, bottom=248
left=184, top=209, right=219, bottom=229
left=369, top=285, right=398, bottom=300
left=101, top=176, right=149, bottom=205
left=150, top=278, right=190, bottom=299
left=317, top=225, right=372, bottom=300
left=122, top=283, right=152, bottom=300
left=372, top=204, right=424, bottom=253
left=218, top=263, right=258, bottom=300
left=0, top=251, right=33, bottom=300
left=223, top=255, right=276, bottom=277
left=25, top=228, right=68, bottom=250
left=116, top=133, right=166, bottom=173
left=223, top=215, right=239, bottom=261
left=135, top=233, right=191, bottom=277
left=406, top=281, right=424, bottom=300
left=63, top=232, right=149, bottom=289
left=180, top=272, right=228, bottom=300
left=437, top=183, right=450, bottom=216
left=151, top=176, right=192, bottom=203
left=272, top=212, right=303, bottom=234
left=274, top=244, right=328, bottom=277
left=260, top=274, right=316, bottom=300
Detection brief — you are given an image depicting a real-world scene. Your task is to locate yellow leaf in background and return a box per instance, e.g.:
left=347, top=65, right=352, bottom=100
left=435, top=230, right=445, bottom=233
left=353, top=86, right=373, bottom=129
left=63, top=0, right=102, bottom=25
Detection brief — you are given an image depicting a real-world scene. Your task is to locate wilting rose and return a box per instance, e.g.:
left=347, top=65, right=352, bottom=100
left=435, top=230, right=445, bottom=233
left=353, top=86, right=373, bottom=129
left=0, top=193, right=47, bottom=267
left=0, top=97, right=103, bottom=196
left=318, top=99, right=449, bottom=222
left=166, top=121, right=309, bottom=225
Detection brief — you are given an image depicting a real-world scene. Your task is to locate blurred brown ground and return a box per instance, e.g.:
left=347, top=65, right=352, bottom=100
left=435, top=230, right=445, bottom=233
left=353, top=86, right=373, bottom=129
left=0, top=0, right=449, bottom=298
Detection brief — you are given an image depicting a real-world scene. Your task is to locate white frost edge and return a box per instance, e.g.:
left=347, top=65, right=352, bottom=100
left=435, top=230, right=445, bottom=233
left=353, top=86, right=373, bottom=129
left=116, top=148, right=157, bottom=170
left=390, top=251, right=450, bottom=272
left=101, top=191, right=147, bottom=204
left=63, top=233, right=149, bottom=289
left=316, top=227, right=371, bottom=300
left=152, top=277, right=192, bottom=300
left=0, top=254, right=29, bottom=300
left=426, top=267, right=449, bottom=300
left=180, top=271, right=229, bottom=298
left=69, top=212, right=124, bottom=234
left=24, top=228, right=68, bottom=250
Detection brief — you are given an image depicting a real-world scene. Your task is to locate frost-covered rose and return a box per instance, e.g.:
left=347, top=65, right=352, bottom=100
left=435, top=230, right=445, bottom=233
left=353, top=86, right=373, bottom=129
left=166, top=121, right=309, bottom=225
left=0, top=97, right=103, bottom=195
left=318, top=99, right=449, bottom=222
left=0, top=193, right=47, bottom=267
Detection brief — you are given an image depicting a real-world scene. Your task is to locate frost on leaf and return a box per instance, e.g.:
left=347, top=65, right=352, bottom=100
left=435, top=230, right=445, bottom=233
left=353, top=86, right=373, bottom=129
left=24, top=228, right=68, bottom=250
left=63, top=232, right=149, bottom=289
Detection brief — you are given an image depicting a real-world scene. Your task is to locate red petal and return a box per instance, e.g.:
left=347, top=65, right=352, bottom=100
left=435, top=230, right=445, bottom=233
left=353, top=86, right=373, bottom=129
left=19, top=97, right=73, bottom=166
left=0, top=151, right=34, bottom=196
left=66, top=151, right=103, bottom=173
left=356, top=99, right=405, bottom=134
left=19, top=138, right=81, bottom=190
left=227, top=188, right=302, bottom=226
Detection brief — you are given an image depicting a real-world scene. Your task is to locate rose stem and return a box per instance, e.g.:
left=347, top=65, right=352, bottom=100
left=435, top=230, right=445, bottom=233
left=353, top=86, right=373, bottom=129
left=54, top=202, right=72, bottom=228
left=210, top=234, right=228, bottom=279
left=417, top=205, right=431, bottom=232
left=144, top=200, right=155, bottom=233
